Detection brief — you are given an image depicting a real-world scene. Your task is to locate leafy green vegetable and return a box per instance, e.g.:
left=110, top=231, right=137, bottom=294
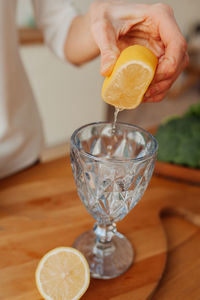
left=185, top=102, right=200, bottom=118
left=155, top=103, right=200, bottom=168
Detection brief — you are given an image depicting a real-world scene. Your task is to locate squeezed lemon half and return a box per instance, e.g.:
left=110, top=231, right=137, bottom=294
left=102, top=45, right=158, bottom=109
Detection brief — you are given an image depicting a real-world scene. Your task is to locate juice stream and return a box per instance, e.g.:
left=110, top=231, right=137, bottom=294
left=112, top=107, right=123, bottom=134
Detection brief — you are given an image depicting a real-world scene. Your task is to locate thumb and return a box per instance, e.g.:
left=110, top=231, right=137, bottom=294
left=91, top=20, right=120, bottom=76
left=101, top=47, right=119, bottom=76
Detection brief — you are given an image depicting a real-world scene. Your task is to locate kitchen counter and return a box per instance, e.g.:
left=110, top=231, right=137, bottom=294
left=0, top=157, right=199, bottom=299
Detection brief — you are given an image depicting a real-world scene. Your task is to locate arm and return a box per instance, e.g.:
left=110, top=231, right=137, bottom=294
left=32, top=0, right=99, bottom=65
left=64, top=14, right=100, bottom=66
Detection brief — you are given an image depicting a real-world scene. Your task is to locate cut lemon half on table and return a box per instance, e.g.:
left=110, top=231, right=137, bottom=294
left=102, top=45, right=158, bottom=110
left=35, top=247, right=90, bottom=300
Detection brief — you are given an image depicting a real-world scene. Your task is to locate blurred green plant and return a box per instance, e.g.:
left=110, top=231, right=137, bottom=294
left=155, top=103, right=200, bottom=168
left=26, top=17, right=36, bottom=28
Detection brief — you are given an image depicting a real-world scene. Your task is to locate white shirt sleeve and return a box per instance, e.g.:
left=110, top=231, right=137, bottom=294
left=32, top=0, right=78, bottom=60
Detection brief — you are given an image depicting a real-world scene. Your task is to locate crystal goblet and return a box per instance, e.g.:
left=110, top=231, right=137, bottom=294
left=70, top=122, right=158, bottom=279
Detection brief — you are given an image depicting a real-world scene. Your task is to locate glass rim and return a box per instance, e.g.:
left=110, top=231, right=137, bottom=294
left=70, top=121, right=158, bottom=163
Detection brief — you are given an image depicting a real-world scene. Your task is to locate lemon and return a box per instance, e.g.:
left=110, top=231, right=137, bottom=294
left=35, top=247, right=90, bottom=300
left=101, top=45, right=158, bottom=109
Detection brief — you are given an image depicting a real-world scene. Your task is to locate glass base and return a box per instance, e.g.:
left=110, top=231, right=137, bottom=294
left=73, top=229, right=134, bottom=279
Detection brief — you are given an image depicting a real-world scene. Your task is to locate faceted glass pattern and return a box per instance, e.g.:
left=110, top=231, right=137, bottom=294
left=71, top=122, right=157, bottom=224
left=70, top=122, right=158, bottom=279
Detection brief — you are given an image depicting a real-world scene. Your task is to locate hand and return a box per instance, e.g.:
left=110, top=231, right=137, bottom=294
left=89, top=1, right=189, bottom=102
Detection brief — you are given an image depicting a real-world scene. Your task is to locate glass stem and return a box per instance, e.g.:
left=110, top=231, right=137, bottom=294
left=93, top=223, right=117, bottom=256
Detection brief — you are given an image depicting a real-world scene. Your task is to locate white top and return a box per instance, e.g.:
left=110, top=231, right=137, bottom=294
left=0, top=0, right=77, bottom=179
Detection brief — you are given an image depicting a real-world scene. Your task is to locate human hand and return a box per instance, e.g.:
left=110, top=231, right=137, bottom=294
left=89, top=1, right=189, bottom=102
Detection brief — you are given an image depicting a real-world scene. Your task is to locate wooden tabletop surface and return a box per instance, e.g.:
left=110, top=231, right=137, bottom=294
left=0, top=157, right=199, bottom=300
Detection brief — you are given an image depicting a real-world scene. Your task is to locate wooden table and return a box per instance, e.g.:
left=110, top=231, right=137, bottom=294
left=0, top=157, right=200, bottom=300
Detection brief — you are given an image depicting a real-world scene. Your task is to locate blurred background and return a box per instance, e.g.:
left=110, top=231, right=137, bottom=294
left=17, top=0, right=200, bottom=159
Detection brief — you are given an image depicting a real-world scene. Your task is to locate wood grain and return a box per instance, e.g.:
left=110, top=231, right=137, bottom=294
left=152, top=215, right=200, bottom=300
left=154, top=161, right=200, bottom=185
left=0, top=157, right=200, bottom=299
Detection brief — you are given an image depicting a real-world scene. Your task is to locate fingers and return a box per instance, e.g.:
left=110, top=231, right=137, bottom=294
left=89, top=0, right=189, bottom=96
left=145, top=79, right=172, bottom=98
left=143, top=91, right=168, bottom=103
left=144, top=4, right=189, bottom=103
left=144, top=51, right=189, bottom=102
left=154, top=6, right=188, bottom=82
